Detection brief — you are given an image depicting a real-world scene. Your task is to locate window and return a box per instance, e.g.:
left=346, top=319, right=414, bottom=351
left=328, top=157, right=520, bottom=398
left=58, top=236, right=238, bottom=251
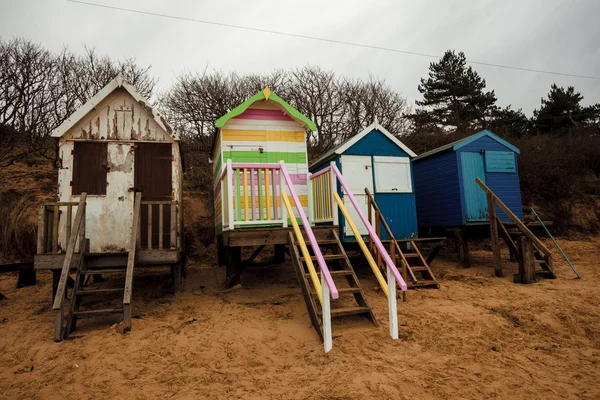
left=72, top=142, right=108, bottom=195
left=373, top=156, right=412, bottom=193
left=485, top=151, right=516, bottom=173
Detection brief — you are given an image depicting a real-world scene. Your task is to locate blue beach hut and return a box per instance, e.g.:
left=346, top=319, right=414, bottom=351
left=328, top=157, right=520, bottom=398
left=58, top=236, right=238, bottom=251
left=413, top=129, right=523, bottom=229
left=309, top=121, right=418, bottom=241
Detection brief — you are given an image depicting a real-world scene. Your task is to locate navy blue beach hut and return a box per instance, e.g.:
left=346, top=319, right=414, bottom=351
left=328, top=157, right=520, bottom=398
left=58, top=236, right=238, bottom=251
left=310, top=121, right=418, bottom=241
left=413, top=130, right=523, bottom=229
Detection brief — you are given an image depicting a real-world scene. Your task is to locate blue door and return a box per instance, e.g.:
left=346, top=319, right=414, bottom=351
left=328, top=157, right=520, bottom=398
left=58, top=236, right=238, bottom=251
left=460, top=152, right=488, bottom=222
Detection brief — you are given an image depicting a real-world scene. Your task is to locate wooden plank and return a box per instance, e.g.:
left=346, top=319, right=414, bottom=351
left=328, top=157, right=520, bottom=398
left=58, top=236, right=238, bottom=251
left=124, top=192, right=142, bottom=307
left=475, top=178, right=552, bottom=256
left=488, top=192, right=502, bottom=277
left=37, top=206, right=47, bottom=255
left=66, top=205, right=73, bottom=249
left=170, top=203, right=177, bottom=249
left=497, top=216, right=518, bottom=260
left=147, top=204, right=152, bottom=250
left=159, top=204, right=164, bottom=249
left=52, top=206, right=59, bottom=253
left=243, top=168, right=249, bottom=221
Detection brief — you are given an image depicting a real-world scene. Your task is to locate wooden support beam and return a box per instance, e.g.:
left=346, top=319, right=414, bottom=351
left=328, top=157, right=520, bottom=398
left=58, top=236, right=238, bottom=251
left=455, top=227, right=470, bottom=268
left=37, top=206, right=47, bottom=255
left=488, top=192, right=502, bottom=277
left=52, top=206, right=59, bottom=253
left=516, top=237, right=536, bottom=284
left=476, top=178, right=551, bottom=257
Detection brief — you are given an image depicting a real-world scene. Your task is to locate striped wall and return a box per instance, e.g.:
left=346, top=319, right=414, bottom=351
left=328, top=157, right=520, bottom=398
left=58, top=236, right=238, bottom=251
left=213, top=102, right=310, bottom=231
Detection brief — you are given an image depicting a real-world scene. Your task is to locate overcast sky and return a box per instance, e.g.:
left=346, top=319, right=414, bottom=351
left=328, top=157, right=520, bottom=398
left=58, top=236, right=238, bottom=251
left=2, top=0, right=600, bottom=116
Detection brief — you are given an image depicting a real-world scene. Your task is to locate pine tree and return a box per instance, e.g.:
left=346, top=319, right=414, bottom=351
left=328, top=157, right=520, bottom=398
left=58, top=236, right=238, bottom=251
left=412, top=50, right=497, bottom=131
left=488, top=105, right=531, bottom=137
left=533, top=84, right=598, bottom=133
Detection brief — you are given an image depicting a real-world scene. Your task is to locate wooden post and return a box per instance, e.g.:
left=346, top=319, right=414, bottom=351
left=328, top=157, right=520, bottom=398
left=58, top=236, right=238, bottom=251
left=368, top=197, right=373, bottom=253
left=170, top=203, right=177, bottom=249
left=147, top=204, right=152, bottom=250
left=65, top=205, right=72, bottom=250
left=387, top=265, right=398, bottom=340
left=330, top=161, right=338, bottom=226
left=159, top=204, right=164, bottom=250
left=37, top=206, right=47, bottom=255
left=375, top=210, right=382, bottom=270
left=516, top=237, right=536, bottom=284
left=322, top=277, right=332, bottom=353
left=455, top=227, right=471, bottom=268
left=52, top=205, right=59, bottom=253
left=488, top=193, right=502, bottom=277
left=226, top=160, right=235, bottom=229
left=279, top=161, right=288, bottom=227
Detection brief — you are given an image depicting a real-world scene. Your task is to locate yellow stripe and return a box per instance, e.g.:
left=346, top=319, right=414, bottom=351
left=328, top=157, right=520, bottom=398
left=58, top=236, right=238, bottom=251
left=333, top=192, right=389, bottom=297
left=223, top=129, right=305, bottom=142
left=265, top=170, right=271, bottom=220
left=214, top=200, right=222, bottom=215
left=234, top=195, right=308, bottom=209
left=282, top=193, right=322, bottom=304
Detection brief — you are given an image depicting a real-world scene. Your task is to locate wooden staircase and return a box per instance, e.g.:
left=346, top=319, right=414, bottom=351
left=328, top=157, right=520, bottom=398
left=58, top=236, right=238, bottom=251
left=365, top=189, right=439, bottom=293
left=288, top=229, right=377, bottom=340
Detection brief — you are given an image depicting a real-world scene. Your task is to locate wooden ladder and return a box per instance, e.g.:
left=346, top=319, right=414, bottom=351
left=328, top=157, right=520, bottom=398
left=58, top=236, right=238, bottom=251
left=64, top=256, right=127, bottom=338
left=365, top=188, right=439, bottom=293
left=402, top=241, right=440, bottom=289
left=288, top=229, right=377, bottom=340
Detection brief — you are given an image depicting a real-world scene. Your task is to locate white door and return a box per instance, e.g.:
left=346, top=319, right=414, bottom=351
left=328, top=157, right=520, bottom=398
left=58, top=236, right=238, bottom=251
left=340, top=155, right=373, bottom=236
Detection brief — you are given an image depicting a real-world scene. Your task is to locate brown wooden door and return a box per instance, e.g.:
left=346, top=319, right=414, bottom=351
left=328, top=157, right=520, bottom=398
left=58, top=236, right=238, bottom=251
left=135, top=143, right=173, bottom=249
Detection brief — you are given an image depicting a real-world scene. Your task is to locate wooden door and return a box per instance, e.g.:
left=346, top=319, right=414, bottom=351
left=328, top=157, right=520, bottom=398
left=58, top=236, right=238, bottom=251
left=340, top=155, right=373, bottom=236
left=135, top=143, right=173, bottom=249
left=460, top=152, right=488, bottom=222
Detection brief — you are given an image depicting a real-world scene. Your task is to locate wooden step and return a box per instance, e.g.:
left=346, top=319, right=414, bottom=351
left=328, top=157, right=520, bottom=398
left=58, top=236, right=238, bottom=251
left=408, top=280, right=439, bottom=288
left=296, top=239, right=338, bottom=246
left=311, top=287, right=362, bottom=296
left=84, top=252, right=128, bottom=258
left=329, top=306, right=372, bottom=317
left=77, top=288, right=124, bottom=295
left=403, top=253, right=421, bottom=258
left=84, top=269, right=126, bottom=275
left=300, top=254, right=345, bottom=262
left=306, top=270, right=353, bottom=279
left=410, top=266, right=429, bottom=272
left=72, top=308, right=123, bottom=318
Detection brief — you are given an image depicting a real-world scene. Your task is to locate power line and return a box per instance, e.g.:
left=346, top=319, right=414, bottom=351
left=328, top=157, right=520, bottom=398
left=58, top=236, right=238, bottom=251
left=66, top=0, right=600, bottom=81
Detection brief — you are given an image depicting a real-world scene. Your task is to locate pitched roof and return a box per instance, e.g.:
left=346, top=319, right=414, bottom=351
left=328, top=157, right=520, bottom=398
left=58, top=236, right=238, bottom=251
left=309, top=120, right=417, bottom=169
left=413, top=129, right=520, bottom=161
left=215, top=87, right=317, bottom=131
left=52, top=74, right=176, bottom=139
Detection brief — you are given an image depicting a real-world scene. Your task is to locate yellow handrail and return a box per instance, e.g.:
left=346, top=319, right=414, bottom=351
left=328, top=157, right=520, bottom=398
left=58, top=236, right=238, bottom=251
left=333, top=192, right=389, bottom=297
left=281, top=192, right=323, bottom=303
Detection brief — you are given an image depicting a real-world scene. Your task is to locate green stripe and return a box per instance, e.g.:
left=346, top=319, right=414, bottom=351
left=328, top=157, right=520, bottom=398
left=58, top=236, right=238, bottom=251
left=215, top=223, right=223, bottom=235
left=258, top=169, right=264, bottom=220
left=226, top=151, right=306, bottom=164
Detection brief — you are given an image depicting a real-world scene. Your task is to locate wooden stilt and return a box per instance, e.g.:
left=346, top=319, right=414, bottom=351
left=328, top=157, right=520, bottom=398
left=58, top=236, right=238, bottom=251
left=455, top=227, right=471, bottom=268
left=225, top=246, right=242, bottom=288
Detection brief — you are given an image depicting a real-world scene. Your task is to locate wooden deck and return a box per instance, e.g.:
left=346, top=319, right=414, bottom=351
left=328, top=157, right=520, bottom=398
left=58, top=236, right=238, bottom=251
left=222, top=225, right=336, bottom=247
left=34, top=250, right=179, bottom=271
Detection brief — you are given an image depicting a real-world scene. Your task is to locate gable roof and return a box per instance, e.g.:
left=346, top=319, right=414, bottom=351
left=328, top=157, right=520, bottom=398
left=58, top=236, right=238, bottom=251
left=52, top=74, right=176, bottom=139
left=215, top=87, right=317, bottom=131
left=413, top=129, right=520, bottom=161
left=309, top=120, right=417, bottom=169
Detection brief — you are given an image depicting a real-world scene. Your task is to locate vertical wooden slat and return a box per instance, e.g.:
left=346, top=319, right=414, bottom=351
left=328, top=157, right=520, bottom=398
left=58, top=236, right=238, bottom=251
left=52, top=205, right=59, bottom=253
left=250, top=168, right=256, bottom=220
left=235, top=169, right=242, bottom=222
left=170, top=202, right=177, bottom=249
left=226, top=160, right=235, bottom=229
left=137, top=204, right=141, bottom=249
left=265, top=167, right=271, bottom=220
left=45, top=209, right=52, bottom=252
left=37, top=206, right=47, bottom=255
left=243, top=168, right=249, bottom=221
left=66, top=205, right=72, bottom=249
left=273, top=169, right=279, bottom=220
left=147, top=204, right=152, bottom=250
left=159, top=203, right=164, bottom=249
left=258, top=169, right=263, bottom=220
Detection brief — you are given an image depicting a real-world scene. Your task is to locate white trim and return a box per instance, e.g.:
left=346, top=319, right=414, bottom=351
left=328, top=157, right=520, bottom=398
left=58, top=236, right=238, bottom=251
left=387, top=266, right=399, bottom=340
left=322, top=278, right=333, bottom=353
left=333, top=121, right=417, bottom=158
left=52, top=74, right=178, bottom=141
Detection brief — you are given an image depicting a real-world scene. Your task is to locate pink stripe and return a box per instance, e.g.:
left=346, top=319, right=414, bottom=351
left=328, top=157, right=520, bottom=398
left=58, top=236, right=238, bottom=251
left=233, top=108, right=294, bottom=122
left=214, top=181, right=222, bottom=201
left=251, top=169, right=257, bottom=220
left=232, top=163, right=280, bottom=169
left=332, top=164, right=407, bottom=291
left=273, top=170, right=279, bottom=220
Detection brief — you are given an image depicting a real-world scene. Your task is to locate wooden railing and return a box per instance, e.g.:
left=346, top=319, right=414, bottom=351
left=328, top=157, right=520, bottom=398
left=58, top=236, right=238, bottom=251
left=309, top=165, right=336, bottom=223
left=124, top=192, right=142, bottom=333
left=138, top=200, right=179, bottom=250
left=52, top=193, right=87, bottom=342
left=365, top=188, right=417, bottom=301
left=475, top=178, right=553, bottom=277
left=37, top=201, right=80, bottom=255
left=219, top=161, right=291, bottom=229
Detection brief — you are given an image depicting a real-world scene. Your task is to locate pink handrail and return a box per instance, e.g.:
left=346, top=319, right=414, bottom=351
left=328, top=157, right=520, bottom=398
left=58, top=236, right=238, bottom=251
left=280, top=164, right=339, bottom=299
left=331, top=164, right=407, bottom=291
left=310, top=166, right=331, bottom=179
